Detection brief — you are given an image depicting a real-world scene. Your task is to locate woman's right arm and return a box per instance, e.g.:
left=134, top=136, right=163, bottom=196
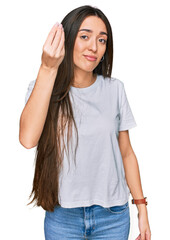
left=19, top=22, right=65, bottom=149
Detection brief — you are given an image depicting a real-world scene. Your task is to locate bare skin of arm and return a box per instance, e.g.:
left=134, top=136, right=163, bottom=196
left=118, top=130, right=151, bottom=240
left=19, top=22, right=65, bottom=149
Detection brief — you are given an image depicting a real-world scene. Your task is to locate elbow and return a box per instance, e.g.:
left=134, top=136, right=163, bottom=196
left=19, top=133, right=37, bottom=149
left=19, top=140, right=33, bottom=149
left=19, top=117, right=38, bottom=149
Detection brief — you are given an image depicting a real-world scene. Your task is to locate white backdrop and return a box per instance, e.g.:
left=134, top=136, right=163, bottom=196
left=0, top=0, right=169, bottom=239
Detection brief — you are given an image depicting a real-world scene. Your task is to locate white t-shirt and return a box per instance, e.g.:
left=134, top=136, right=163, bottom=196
left=25, top=74, right=137, bottom=208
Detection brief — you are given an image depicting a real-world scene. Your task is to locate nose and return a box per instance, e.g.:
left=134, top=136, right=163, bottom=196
left=88, top=38, right=97, bottom=52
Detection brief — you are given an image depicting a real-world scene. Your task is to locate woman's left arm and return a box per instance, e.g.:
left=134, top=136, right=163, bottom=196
left=118, top=130, right=151, bottom=240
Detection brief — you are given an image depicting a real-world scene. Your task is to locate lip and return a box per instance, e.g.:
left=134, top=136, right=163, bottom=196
left=84, top=55, right=97, bottom=61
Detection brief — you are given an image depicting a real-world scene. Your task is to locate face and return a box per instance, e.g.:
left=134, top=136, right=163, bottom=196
left=73, top=16, right=108, bottom=73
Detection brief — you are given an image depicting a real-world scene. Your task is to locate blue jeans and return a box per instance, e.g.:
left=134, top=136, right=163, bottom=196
left=44, top=201, right=130, bottom=239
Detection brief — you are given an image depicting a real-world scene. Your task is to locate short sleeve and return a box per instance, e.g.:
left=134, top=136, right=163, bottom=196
left=25, top=80, right=36, bottom=105
left=118, top=82, right=137, bottom=131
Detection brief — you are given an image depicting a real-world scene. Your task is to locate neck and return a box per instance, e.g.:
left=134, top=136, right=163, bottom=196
left=72, top=70, right=97, bottom=88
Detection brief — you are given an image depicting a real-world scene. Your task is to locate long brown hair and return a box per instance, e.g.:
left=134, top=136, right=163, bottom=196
left=27, top=5, right=113, bottom=212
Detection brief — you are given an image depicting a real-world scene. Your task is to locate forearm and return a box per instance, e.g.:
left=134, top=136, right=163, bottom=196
left=19, top=65, right=58, bottom=148
left=122, top=151, right=147, bottom=214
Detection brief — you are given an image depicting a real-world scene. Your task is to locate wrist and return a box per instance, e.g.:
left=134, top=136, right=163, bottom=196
left=40, top=63, right=58, bottom=74
left=131, top=196, right=148, bottom=213
left=137, top=204, right=147, bottom=213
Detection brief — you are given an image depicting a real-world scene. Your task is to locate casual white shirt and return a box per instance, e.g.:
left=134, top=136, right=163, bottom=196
left=25, top=74, right=137, bottom=208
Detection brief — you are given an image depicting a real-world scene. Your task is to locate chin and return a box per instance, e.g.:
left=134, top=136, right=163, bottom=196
left=83, top=67, right=97, bottom=73
left=76, top=63, right=99, bottom=73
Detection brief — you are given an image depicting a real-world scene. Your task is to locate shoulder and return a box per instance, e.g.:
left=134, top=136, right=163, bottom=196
left=99, top=75, right=124, bottom=91
left=100, top=74, right=123, bottom=84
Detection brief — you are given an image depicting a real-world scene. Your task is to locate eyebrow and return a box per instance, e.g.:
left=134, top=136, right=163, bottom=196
left=79, top=28, right=108, bottom=36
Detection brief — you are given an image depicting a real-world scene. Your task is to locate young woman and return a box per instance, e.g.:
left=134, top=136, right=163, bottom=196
left=19, top=5, right=151, bottom=240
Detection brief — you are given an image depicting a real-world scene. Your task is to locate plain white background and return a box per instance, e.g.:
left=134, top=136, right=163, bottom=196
left=0, top=0, right=169, bottom=239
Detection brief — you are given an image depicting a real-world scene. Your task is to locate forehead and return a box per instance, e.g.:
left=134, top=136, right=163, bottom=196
left=79, top=16, right=107, bottom=32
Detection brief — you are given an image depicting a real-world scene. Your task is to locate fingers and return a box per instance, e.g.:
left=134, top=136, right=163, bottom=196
left=135, top=234, right=141, bottom=240
left=141, top=232, right=145, bottom=240
left=136, top=232, right=147, bottom=240
left=51, top=24, right=64, bottom=52
left=41, top=22, right=65, bottom=70
left=55, top=28, right=65, bottom=54
left=44, top=22, right=60, bottom=48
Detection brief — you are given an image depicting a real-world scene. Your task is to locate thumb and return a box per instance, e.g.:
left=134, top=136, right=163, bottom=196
left=141, top=231, right=146, bottom=240
left=135, top=234, right=141, bottom=240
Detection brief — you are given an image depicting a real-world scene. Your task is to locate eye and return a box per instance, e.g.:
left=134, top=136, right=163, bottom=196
left=80, top=35, right=88, bottom=40
left=99, top=38, right=107, bottom=44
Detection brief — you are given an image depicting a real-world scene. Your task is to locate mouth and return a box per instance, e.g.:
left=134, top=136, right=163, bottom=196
left=83, top=55, right=97, bottom=61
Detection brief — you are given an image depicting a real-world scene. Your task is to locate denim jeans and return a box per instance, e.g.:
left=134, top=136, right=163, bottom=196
left=44, top=201, right=130, bottom=240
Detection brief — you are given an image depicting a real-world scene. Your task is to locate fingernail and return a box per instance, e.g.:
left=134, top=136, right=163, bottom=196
left=59, top=23, right=62, bottom=28
left=55, top=22, right=59, bottom=27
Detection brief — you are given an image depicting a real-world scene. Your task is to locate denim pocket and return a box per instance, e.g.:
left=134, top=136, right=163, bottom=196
left=105, top=202, right=129, bottom=214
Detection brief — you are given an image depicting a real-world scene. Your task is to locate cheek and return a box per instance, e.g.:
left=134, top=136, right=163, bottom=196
left=74, top=39, right=85, bottom=55
left=101, top=45, right=107, bottom=55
